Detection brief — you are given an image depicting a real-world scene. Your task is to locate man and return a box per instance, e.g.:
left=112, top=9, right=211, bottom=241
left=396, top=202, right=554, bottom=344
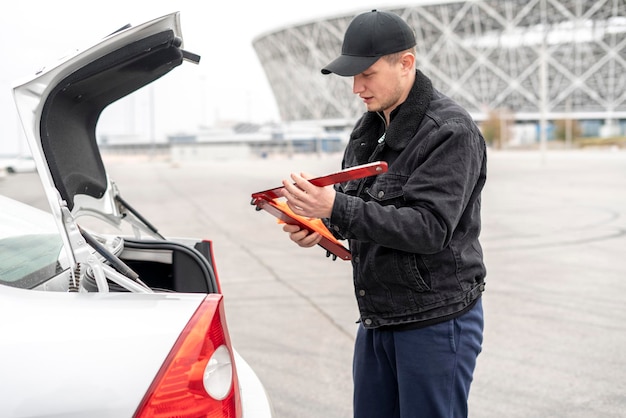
left=280, top=9, right=487, bottom=418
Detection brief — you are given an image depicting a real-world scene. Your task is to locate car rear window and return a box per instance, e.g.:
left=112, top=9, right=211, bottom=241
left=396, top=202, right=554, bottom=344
left=0, top=234, right=65, bottom=288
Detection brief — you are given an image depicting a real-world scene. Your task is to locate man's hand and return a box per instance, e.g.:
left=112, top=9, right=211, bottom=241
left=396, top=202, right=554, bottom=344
left=280, top=172, right=336, bottom=219
left=282, top=223, right=322, bottom=248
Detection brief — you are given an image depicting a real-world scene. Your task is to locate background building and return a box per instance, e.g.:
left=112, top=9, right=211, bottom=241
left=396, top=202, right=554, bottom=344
left=253, top=0, right=626, bottom=144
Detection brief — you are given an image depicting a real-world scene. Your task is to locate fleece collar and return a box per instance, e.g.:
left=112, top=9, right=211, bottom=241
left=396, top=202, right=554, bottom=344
left=349, top=70, right=433, bottom=163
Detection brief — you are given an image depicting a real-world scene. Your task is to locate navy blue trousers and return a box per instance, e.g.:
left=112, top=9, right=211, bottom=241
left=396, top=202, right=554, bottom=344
left=353, top=299, right=484, bottom=418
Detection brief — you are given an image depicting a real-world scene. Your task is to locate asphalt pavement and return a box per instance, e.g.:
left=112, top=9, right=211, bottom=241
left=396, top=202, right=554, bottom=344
left=2, top=149, right=625, bottom=418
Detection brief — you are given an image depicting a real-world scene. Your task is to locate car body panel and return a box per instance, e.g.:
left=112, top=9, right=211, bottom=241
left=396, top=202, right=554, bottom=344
left=0, top=284, right=203, bottom=417
left=235, top=351, right=275, bottom=418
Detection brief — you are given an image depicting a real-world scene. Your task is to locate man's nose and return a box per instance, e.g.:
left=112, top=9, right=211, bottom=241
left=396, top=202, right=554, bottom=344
left=353, top=77, right=364, bottom=94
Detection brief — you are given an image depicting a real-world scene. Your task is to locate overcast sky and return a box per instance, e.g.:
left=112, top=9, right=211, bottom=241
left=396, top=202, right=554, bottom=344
left=0, top=0, right=415, bottom=155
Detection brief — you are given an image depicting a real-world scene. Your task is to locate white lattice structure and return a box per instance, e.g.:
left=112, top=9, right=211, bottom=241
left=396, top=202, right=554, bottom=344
left=253, top=0, right=626, bottom=131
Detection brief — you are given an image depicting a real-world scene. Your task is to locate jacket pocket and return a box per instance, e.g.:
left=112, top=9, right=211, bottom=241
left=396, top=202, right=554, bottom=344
left=365, top=173, right=407, bottom=206
left=395, top=251, right=432, bottom=292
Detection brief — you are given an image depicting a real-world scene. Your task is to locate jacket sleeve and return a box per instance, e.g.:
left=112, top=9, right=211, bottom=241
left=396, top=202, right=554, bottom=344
left=329, top=121, right=486, bottom=254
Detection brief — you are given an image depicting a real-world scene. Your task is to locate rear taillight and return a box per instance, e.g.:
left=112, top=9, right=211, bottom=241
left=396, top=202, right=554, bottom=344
left=134, top=294, right=242, bottom=418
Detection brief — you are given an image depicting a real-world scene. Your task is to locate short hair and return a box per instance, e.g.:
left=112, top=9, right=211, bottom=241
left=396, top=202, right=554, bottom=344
left=383, top=47, right=417, bottom=65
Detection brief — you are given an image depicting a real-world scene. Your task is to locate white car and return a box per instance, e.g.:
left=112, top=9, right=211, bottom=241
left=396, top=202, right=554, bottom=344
left=1, top=12, right=273, bottom=418
left=0, top=155, right=37, bottom=174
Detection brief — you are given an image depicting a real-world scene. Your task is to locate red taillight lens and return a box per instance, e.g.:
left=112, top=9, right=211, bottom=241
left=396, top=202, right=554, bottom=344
left=134, top=294, right=241, bottom=418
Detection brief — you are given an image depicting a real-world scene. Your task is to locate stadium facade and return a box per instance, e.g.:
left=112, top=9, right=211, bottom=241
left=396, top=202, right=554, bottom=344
left=253, top=0, right=626, bottom=142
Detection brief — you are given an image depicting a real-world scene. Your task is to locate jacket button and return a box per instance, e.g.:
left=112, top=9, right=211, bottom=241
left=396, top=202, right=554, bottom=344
left=358, top=290, right=365, bottom=296
left=354, top=256, right=360, bottom=263
left=378, top=190, right=384, bottom=198
left=364, top=319, right=372, bottom=325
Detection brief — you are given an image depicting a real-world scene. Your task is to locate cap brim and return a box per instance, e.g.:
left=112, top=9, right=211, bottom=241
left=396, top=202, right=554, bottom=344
left=321, top=55, right=380, bottom=76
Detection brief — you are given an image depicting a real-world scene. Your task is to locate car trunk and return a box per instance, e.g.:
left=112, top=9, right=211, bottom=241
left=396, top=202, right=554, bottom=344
left=80, top=238, right=219, bottom=293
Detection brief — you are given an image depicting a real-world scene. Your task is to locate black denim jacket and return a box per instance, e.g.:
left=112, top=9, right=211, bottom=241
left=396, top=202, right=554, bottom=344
left=328, top=70, right=487, bottom=328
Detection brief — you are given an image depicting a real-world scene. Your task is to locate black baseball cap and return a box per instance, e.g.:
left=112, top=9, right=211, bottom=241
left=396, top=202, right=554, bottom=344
left=321, top=10, right=416, bottom=76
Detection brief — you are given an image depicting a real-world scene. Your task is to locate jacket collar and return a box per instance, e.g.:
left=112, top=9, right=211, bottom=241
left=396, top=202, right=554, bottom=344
left=349, top=70, right=433, bottom=162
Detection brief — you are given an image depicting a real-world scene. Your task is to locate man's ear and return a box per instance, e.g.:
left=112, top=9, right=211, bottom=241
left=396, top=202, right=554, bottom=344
left=400, top=52, right=416, bottom=71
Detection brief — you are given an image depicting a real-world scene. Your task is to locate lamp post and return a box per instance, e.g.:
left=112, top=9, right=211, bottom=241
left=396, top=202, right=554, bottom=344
left=539, top=19, right=549, bottom=163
